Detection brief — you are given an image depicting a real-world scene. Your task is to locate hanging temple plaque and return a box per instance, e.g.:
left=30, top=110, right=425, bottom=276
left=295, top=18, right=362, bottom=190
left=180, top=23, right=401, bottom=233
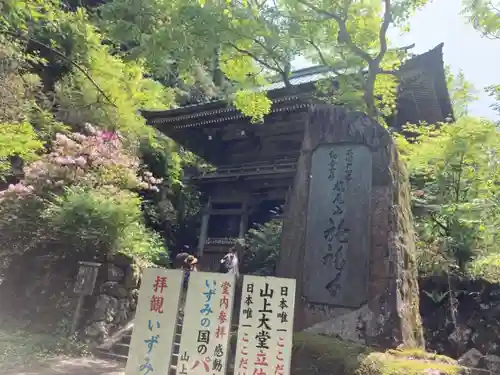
left=303, top=144, right=371, bottom=308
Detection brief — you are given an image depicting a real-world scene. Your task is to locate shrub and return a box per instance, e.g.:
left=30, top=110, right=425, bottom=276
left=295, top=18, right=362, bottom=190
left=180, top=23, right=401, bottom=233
left=0, top=125, right=166, bottom=263
left=242, top=219, right=282, bottom=276
left=42, top=186, right=163, bottom=262
left=468, top=253, right=500, bottom=283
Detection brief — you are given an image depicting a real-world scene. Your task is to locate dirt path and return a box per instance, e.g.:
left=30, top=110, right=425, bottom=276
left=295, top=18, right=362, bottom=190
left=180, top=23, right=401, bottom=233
left=3, top=357, right=125, bottom=375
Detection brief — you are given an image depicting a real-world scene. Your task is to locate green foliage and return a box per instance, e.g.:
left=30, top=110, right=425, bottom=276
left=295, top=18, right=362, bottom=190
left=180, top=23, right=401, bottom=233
left=462, top=0, right=500, bottom=39
left=468, top=253, right=500, bottom=283
left=445, top=67, right=479, bottom=118
left=48, top=9, right=175, bottom=136
left=44, top=186, right=163, bottom=262
left=397, top=117, right=500, bottom=274
left=242, top=219, right=282, bottom=276
left=96, top=0, right=429, bottom=120
left=138, top=134, right=204, bottom=250
left=0, top=122, right=44, bottom=177
left=486, top=84, right=500, bottom=116
left=0, top=125, right=166, bottom=262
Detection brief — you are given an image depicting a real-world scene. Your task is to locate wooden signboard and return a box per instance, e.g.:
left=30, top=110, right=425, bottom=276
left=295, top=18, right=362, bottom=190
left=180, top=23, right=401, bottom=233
left=177, top=272, right=236, bottom=375
left=125, top=268, right=184, bottom=375
left=73, top=261, right=101, bottom=296
left=234, top=276, right=296, bottom=375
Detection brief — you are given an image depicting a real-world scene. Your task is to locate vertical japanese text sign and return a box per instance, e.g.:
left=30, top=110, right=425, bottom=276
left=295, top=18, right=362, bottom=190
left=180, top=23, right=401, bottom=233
left=235, top=276, right=296, bottom=375
left=177, top=272, right=236, bottom=375
left=125, top=268, right=183, bottom=375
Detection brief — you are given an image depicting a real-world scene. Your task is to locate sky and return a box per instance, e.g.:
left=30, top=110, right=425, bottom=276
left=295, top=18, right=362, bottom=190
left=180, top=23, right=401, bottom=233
left=390, top=0, right=499, bottom=121
left=294, top=0, right=500, bottom=121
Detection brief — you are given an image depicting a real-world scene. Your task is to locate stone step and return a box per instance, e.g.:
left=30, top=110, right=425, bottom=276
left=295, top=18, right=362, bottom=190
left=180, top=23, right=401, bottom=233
left=95, top=348, right=129, bottom=363
left=97, top=321, right=239, bottom=363
left=112, top=343, right=132, bottom=356
left=121, top=334, right=131, bottom=345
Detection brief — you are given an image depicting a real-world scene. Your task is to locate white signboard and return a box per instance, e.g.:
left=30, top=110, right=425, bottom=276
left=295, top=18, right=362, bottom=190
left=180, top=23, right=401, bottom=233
left=177, top=272, right=236, bottom=375
left=125, top=268, right=183, bottom=375
left=234, top=276, right=296, bottom=375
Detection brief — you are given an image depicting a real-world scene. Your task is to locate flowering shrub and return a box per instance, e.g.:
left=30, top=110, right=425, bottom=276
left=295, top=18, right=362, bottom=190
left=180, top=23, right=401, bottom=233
left=0, top=124, right=161, bottom=202
left=0, top=124, right=166, bottom=262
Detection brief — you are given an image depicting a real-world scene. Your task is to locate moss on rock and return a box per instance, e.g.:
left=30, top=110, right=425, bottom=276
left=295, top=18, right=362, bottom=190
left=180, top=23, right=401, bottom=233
left=357, top=352, right=461, bottom=375
left=291, top=333, right=465, bottom=375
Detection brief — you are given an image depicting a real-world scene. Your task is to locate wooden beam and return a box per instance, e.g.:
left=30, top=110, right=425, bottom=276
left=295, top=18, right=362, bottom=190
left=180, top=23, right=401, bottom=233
left=197, top=197, right=211, bottom=257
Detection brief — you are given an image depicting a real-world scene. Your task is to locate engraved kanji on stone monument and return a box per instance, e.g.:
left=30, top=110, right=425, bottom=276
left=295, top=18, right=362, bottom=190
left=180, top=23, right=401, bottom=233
left=303, top=144, right=371, bottom=308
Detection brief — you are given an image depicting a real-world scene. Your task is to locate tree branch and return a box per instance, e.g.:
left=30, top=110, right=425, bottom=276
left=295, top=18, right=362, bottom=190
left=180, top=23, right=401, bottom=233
left=226, top=42, right=290, bottom=84
left=0, top=29, right=117, bottom=109
left=296, top=0, right=373, bottom=64
left=374, top=0, right=392, bottom=64
left=226, top=42, right=293, bottom=88
left=307, top=40, right=344, bottom=76
left=430, top=211, right=449, bottom=235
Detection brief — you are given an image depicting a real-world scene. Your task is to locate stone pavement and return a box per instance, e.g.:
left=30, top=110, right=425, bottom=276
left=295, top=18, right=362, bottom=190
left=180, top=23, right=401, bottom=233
left=4, top=357, right=125, bottom=375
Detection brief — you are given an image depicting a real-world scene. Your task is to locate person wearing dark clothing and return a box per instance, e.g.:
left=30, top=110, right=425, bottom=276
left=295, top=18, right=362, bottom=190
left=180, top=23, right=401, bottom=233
left=175, top=251, right=198, bottom=289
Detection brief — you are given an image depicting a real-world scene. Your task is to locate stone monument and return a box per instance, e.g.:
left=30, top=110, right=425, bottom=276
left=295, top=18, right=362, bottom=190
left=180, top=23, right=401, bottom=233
left=277, top=104, right=424, bottom=349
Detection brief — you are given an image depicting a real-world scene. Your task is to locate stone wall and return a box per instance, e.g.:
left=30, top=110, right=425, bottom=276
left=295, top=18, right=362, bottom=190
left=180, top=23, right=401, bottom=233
left=419, top=276, right=500, bottom=372
left=82, top=255, right=141, bottom=343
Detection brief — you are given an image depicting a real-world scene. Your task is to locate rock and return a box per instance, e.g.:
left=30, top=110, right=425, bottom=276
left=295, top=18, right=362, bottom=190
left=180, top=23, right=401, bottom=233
left=479, top=354, right=500, bottom=373
left=91, top=294, right=118, bottom=323
left=448, top=325, right=472, bottom=348
left=128, top=288, right=139, bottom=310
left=291, top=332, right=462, bottom=375
left=100, top=281, right=128, bottom=299
left=84, top=321, right=108, bottom=339
left=124, top=264, right=141, bottom=290
left=471, top=324, right=500, bottom=355
left=114, top=299, right=130, bottom=323
left=107, top=264, right=124, bottom=281
left=108, top=253, right=135, bottom=267
left=457, top=348, right=483, bottom=368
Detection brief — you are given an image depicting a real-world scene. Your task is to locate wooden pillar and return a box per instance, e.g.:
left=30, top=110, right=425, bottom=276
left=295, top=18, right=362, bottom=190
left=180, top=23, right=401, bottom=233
left=238, top=195, right=249, bottom=238
left=197, top=197, right=211, bottom=257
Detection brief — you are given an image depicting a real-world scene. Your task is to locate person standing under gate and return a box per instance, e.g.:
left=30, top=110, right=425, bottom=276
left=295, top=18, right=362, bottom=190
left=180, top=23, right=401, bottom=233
left=219, top=245, right=239, bottom=277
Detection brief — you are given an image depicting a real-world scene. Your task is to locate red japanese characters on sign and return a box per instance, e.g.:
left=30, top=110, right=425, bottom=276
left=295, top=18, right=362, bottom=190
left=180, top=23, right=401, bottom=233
left=274, top=337, right=285, bottom=375
left=139, top=275, right=169, bottom=374
left=150, top=276, right=167, bottom=314
left=211, top=280, right=231, bottom=374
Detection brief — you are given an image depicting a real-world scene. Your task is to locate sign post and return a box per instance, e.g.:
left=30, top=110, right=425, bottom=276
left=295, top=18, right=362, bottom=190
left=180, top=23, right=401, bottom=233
left=177, top=272, right=236, bottom=375
left=234, top=276, right=296, bottom=375
left=70, top=261, right=101, bottom=336
left=122, top=269, right=297, bottom=375
left=125, top=268, right=184, bottom=375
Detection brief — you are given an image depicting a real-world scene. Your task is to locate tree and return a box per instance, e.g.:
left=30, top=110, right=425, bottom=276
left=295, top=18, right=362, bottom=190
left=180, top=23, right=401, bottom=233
left=242, top=219, right=282, bottom=276
left=462, top=0, right=500, bottom=39
left=396, top=117, right=500, bottom=274
left=97, top=0, right=430, bottom=121
left=462, top=0, right=500, bottom=118
left=446, top=68, right=479, bottom=118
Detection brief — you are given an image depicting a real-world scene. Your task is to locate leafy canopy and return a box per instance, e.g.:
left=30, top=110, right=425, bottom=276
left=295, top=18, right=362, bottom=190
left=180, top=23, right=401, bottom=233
left=462, top=0, right=500, bottom=39
left=396, top=117, right=500, bottom=274
left=98, top=0, right=430, bottom=121
left=462, top=0, right=500, bottom=119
